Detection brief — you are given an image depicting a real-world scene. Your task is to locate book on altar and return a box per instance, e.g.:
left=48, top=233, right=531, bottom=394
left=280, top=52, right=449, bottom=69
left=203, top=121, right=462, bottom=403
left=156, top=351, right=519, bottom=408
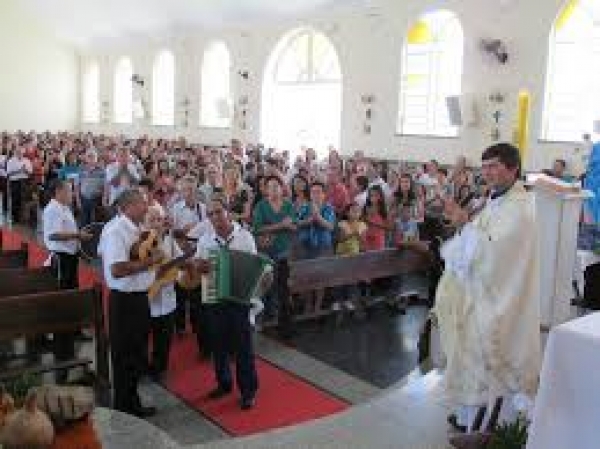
left=525, top=173, right=582, bottom=194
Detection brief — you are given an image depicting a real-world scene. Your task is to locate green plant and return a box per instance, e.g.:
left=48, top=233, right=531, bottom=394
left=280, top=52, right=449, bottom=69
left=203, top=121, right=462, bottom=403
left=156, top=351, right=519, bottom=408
left=1, top=374, right=41, bottom=407
left=486, top=414, right=529, bottom=449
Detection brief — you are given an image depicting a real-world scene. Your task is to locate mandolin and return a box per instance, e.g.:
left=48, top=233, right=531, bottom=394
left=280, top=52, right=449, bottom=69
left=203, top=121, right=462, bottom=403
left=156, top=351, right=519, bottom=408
left=130, top=230, right=162, bottom=263
left=148, top=246, right=196, bottom=300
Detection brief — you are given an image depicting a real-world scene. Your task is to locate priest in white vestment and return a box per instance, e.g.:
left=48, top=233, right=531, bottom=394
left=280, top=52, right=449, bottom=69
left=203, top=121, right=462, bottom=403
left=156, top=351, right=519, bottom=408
left=433, top=143, right=541, bottom=441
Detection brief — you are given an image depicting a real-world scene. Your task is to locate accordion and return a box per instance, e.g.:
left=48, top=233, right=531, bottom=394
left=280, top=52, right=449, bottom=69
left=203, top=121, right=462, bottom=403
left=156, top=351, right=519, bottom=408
left=201, top=248, right=273, bottom=305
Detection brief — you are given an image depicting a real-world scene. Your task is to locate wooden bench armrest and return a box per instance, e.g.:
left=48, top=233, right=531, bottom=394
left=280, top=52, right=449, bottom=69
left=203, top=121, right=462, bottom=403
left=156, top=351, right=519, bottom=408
left=0, top=358, right=93, bottom=382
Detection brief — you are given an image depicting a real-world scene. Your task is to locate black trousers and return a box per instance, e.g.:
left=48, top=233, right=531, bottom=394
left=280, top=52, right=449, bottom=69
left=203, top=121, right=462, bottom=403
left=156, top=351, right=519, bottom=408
left=174, top=284, right=192, bottom=332
left=109, top=290, right=150, bottom=413
left=177, top=284, right=212, bottom=356
left=206, top=303, right=258, bottom=400
left=9, top=179, right=25, bottom=223
left=51, top=252, right=79, bottom=362
left=150, top=312, right=174, bottom=374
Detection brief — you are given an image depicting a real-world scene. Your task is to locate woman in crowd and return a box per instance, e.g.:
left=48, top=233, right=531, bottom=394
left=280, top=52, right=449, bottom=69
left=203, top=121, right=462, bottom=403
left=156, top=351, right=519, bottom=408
left=223, top=164, right=253, bottom=226
left=291, top=174, right=310, bottom=213
left=253, top=175, right=297, bottom=326
left=362, top=185, right=390, bottom=252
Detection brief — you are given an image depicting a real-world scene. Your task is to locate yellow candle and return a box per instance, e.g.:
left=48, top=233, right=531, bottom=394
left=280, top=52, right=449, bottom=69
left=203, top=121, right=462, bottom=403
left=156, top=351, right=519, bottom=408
left=514, top=90, right=531, bottom=162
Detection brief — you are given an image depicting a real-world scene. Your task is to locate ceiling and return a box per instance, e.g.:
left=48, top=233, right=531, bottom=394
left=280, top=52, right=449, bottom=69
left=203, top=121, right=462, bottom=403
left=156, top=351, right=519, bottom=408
left=18, top=0, right=377, bottom=49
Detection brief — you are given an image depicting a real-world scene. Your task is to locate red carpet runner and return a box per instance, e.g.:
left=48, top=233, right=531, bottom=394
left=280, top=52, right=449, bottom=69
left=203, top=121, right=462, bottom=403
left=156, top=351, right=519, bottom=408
left=1, top=227, right=349, bottom=435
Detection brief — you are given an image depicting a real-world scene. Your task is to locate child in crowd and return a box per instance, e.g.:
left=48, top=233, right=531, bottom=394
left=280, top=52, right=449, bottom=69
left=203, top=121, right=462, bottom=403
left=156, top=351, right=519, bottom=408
left=362, top=185, right=390, bottom=252
left=332, top=202, right=367, bottom=313
left=394, top=203, right=419, bottom=245
left=389, top=203, right=422, bottom=313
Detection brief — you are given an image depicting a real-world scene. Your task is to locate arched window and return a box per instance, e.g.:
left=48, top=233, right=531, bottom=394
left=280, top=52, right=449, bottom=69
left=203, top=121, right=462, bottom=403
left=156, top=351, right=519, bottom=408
left=82, top=61, right=100, bottom=123
left=114, top=56, right=133, bottom=124
left=200, top=41, right=232, bottom=128
left=542, top=0, right=600, bottom=141
left=398, top=10, right=464, bottom=137
left=262, top=28, right=342, bottom=157
left=152, top=50, right=175, bottom=126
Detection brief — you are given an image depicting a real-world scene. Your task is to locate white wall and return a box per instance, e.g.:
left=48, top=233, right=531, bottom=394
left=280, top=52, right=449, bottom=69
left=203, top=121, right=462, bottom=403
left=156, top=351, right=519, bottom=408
left=81, top=0, right=577, bottom=170
left=0, top=0, right=78, bottom=132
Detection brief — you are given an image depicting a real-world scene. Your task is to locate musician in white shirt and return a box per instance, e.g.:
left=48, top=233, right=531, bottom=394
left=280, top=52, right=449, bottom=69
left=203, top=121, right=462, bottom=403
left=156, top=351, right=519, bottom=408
left=43, top=180, right=92, bottom=285
left=171, top=175, right=209, bottom=337
left=6, top=146, right=33, bottom=223
left=145, top=205, right=183, bottom=381
left=101, top=188, right=163, bottom=418
left=42, top=179, right=93, bottom=376
left=193, top=193, right=259, bottom=410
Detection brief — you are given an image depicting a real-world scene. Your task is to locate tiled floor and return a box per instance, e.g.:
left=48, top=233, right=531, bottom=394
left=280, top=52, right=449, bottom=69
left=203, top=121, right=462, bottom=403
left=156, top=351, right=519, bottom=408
left=283, top=305, right=429, bottom=388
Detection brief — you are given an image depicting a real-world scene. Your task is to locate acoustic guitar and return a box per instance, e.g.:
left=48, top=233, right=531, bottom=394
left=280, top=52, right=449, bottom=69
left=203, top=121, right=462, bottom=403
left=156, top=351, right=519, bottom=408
left=177, top=264, right=203, bottom=291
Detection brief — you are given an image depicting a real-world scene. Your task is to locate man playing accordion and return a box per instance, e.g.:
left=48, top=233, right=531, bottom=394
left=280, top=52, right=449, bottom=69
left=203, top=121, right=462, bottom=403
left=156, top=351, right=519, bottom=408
left=192, top=193, right=268, bottom=410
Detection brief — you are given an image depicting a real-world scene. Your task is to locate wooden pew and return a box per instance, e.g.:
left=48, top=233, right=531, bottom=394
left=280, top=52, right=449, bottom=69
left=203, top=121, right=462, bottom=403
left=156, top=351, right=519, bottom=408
left=279, top=243, right=434, bottom=323
left=0, top=242, right=29, bottom=268
left=0, top=266, right=58, bottom=297
left=0, top=270, right=109, bottom=400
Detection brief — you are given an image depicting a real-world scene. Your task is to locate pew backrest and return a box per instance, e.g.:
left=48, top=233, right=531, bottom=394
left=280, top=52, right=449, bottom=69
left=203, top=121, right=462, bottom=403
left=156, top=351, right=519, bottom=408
left=0, top=242, right=29, bottom=269
left=286, top=244, right=433, bottom=294
left=0, top=266, right=59, bottom=297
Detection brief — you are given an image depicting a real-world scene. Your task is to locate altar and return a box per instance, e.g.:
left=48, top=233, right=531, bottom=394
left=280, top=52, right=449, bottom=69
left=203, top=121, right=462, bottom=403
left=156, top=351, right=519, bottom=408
left=527, top=313, right=600, bottom=449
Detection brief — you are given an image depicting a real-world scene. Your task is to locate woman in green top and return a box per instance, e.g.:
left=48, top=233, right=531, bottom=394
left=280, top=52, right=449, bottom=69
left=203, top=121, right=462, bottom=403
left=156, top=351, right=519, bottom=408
left=252, top=175, right=297, bottom=324
left=253, top=175, right=296, bottom=260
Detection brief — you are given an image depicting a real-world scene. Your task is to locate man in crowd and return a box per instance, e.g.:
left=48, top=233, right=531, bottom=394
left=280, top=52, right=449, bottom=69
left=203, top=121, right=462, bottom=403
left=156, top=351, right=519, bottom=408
left=104, top=146, right=140, bottom=214
left=6, top=145, right=33, bottom=222
left=77, top=150, right=105, bottom=226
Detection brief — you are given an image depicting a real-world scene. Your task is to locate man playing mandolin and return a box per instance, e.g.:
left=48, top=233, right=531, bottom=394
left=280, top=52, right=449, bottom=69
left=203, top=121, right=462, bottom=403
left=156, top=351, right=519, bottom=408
left=101, top=188, right=193, bottom=417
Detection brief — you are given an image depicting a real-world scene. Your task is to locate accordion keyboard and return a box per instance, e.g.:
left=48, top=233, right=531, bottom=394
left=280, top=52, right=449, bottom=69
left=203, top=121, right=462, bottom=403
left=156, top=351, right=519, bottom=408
left=201, top=252, right=218, bottom=303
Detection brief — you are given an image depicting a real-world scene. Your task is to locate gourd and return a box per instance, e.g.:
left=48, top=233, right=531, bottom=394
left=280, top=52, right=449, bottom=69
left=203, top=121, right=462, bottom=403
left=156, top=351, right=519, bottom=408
left=0, top=392, right=54, bottom=449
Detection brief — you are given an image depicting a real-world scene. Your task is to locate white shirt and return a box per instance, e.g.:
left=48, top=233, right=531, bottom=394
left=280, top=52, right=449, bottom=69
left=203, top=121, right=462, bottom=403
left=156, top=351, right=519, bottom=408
left=42, top=199, right=79, bottom=255
left=150, top=234, right=182, bottom=318
left=105, top=162, right=141, bottom=205
left=0, top=154, right=7, bottom=177
left=195, top=222, right=257, bottom=259
left=172, top=200, right=206, bottom=232
left=101, top=214, right=155, bottom=292
left=6, top=156, right=32, bottom=181
left=355, top=190, right=368, bottom=210
left=97, top=215, right=119, bottom=259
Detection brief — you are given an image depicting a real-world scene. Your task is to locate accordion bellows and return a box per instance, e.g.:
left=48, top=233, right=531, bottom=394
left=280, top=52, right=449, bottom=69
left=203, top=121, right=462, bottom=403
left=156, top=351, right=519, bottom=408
left=202, top=249, right=273, bottom=304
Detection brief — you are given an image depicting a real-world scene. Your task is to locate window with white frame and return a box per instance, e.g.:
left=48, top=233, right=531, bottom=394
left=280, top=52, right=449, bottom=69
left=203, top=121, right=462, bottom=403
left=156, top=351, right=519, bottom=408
left=82, top=61, right=100, bottom=123
left=152, top=50, right=175, bottom=126
left=114, top=57, right=133, bottom=124
left=542, top=0, right=600, bottom=142
left=200, top=41, right=232, bottom=128
left=261, top=28, right=342, bottom=158
left=397, top=10, right=464, bottom=137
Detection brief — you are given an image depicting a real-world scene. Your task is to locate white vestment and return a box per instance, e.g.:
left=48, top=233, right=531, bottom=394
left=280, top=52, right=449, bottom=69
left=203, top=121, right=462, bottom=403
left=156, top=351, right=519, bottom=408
left=433, top=181, right=541, bottom=408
